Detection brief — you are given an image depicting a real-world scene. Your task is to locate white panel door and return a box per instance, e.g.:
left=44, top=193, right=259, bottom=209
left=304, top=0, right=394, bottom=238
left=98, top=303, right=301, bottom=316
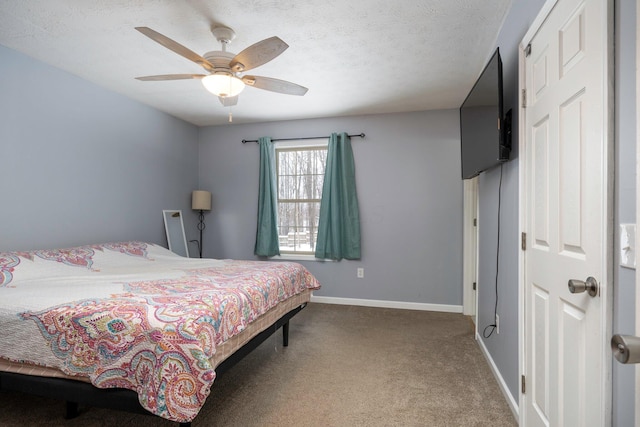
left=522, top=0, right=611, bottom=425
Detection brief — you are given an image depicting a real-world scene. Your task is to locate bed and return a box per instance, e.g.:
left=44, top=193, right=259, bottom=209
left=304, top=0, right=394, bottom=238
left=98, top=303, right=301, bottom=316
left=0, top=241, right=320, bottom=425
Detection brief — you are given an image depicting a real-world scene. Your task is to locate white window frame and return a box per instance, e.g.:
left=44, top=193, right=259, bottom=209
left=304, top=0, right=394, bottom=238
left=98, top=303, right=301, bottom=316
left=272, top=139, right=330, bottom=261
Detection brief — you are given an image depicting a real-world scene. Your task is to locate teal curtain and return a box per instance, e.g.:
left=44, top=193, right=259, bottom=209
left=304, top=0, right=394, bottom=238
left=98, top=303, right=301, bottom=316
left=315, top=132, right=361, bottom=260
left=254, top=137, right=280, bottom=257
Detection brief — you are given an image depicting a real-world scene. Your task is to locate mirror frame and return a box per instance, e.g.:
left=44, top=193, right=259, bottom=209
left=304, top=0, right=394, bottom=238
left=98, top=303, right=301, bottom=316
left=162, top=210, right=189, bottom=257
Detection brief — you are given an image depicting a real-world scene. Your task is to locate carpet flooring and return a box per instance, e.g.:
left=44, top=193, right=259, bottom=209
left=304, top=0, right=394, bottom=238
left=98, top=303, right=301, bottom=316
left=0, top=303, right=517, bottom=426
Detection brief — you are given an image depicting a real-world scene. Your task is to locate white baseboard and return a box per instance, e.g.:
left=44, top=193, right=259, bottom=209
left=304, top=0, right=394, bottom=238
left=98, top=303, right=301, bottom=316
left=310, top=295, right=463, bottom=313
left=476, top=332, right=519, bottom=420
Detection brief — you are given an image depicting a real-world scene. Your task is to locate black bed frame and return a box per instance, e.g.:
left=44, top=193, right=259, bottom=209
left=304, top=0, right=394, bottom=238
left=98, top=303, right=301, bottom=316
left=0, top=303, right=306, bottom=427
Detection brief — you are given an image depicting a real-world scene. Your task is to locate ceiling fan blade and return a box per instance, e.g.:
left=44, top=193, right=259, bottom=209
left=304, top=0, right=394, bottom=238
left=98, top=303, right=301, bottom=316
left=135, top=27, right=213, bottom=72
left=242, top=75, right=308, bottom=96
left=219, top=95, right=239, bottom=107
left=230, top=37, right=288, bottom=72
left=136, top=74, right=206, bottom=81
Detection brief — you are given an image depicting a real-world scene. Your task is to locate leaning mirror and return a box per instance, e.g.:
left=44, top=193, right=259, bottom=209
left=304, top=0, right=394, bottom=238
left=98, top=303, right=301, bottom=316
left=163, top=210, right=189, bottom=257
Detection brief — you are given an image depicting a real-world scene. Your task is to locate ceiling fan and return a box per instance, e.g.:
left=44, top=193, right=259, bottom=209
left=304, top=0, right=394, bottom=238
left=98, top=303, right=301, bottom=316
left=135, top=26, right=308, bottom=108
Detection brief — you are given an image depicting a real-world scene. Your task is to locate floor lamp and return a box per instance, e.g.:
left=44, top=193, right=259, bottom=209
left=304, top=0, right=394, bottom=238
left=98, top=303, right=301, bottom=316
left=192, top=190, right=211, bottom=258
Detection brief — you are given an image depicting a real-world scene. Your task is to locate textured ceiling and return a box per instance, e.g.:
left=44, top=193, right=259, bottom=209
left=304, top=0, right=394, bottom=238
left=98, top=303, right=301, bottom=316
left=0, top=0, right=512, bottom=127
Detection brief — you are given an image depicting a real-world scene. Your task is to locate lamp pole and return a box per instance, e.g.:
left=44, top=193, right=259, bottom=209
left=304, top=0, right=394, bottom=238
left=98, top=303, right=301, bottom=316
left=197, top=209, right=205, bottom=258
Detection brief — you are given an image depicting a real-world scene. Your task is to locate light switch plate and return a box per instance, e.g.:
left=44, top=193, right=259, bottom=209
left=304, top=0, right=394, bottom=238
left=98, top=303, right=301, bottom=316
left=620, top=223, right=636, bottom=269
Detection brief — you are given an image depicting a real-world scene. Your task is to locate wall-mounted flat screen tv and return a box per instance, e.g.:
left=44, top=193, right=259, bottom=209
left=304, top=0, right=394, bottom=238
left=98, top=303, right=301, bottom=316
left=459, top=48, right=510, bottom=180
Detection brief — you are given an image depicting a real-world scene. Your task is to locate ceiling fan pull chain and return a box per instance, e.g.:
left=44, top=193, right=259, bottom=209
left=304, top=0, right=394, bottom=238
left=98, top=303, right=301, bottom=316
left=229, top=108, right=233, bottom=123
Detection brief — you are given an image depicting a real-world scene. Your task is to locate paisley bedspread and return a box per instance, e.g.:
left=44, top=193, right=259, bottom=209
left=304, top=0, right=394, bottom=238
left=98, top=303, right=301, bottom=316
left=0, top=242, right=320, bottom=422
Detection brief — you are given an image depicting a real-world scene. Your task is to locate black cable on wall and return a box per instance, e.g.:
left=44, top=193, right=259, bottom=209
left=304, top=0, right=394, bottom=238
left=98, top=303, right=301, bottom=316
left=483, top=163, right=503, bottom=339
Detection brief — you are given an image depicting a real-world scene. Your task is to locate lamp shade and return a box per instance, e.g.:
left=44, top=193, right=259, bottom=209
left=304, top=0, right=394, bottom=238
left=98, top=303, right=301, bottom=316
left=201, top=74, right=245, bottom=97
left=192, top=190, right=212, bottom=211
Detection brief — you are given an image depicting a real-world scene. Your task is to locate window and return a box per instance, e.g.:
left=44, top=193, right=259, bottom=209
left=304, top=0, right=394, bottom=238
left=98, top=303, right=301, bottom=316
left=275, top=141, right=327, bottom=254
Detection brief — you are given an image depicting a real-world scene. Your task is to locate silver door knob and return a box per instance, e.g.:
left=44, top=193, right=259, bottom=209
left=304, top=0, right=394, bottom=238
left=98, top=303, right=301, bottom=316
left=612, top=335, right=640, bottom=364
left=567, top=276, right=598, bottom=297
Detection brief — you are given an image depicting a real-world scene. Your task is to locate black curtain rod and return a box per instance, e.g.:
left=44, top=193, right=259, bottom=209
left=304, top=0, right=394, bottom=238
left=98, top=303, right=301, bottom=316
left=241, top=133, right=365, bottom=144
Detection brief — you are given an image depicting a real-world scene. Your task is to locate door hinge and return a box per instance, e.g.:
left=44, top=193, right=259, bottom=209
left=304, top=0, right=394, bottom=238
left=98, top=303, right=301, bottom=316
left=522, top=89, right=527, bottom=108
left=473, top=282, right=477, bottom=291
left=525, top=43, right=532, bottom=57
left=521, top=375, right=526, bottom=394
left=521, top=232, right=527, bottom=250
left=473, top=218, right=477, bottom=227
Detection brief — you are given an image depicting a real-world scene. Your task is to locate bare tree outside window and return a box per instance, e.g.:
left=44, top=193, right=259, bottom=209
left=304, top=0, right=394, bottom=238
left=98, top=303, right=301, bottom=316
left=276, top=144, right=327, bottom=254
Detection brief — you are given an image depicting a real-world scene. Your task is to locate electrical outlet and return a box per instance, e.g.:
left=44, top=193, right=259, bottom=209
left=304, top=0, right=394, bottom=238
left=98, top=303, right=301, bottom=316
left=357, top=268, right=364, bottom=279
left=496, top=315, right=500, bottom=334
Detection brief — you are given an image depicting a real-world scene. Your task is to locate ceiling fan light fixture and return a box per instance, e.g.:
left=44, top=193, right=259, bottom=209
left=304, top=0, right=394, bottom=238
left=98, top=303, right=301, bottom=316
left=201, top=74, right=245, bottom=97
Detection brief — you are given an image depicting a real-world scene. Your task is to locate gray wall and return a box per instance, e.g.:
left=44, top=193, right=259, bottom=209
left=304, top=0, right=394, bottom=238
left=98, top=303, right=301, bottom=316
left=476, top=0, right=546, bottom=403
left=198, top=110, right=464, bottom=306
left=0, top=44, right=200, bottom=252
left=613, top=0, right=636, bottom=425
